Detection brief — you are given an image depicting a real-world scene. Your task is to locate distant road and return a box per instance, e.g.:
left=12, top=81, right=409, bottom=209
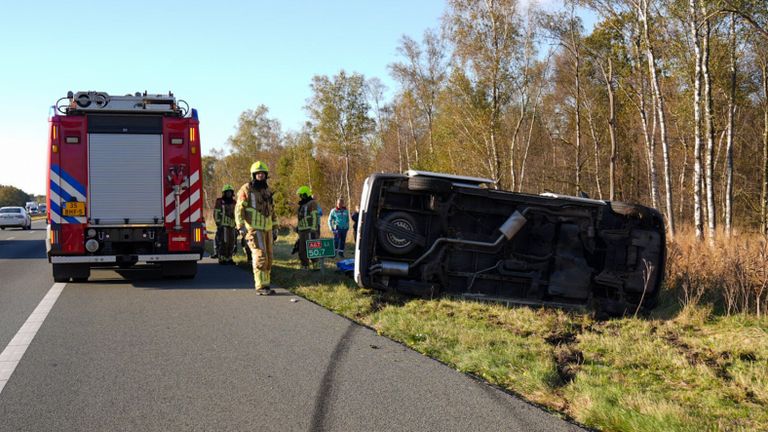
left=0, top=221, right=583, bottom=431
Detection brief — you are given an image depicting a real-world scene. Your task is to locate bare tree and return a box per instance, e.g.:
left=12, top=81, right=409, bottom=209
left=702, top=4, right=717, bottom=245
left=762, top=59, right=768, bottom=235
left=638, top=0, right=676, bottom=237
left=389, top=29, right=448, bottom=156
left=725, top=13, right=737, bottom=236
left=541, top=5, right=586, bottom=195
left=444, top=0, right=520, bottom=186
left=690, top=0, right=705, bottom=241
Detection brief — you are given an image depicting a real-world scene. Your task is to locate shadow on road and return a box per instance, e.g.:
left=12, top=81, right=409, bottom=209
left=0, top=239, right=47, bottom=259
left=81, top=260, right=256, bottom=290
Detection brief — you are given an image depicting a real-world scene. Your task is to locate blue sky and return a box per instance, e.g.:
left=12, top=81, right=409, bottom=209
left=0, top=0, right=445, bottom=195
left=0, top=0, right=586, bottom=196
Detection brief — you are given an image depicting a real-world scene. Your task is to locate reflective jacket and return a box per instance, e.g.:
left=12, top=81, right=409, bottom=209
left=297, top=199, right=319, bottom=232
left=235, top=182, right=276, bottom=231
left=214, top=197, right=236, bottom=228
left=327, top=207, right=349, bottom=230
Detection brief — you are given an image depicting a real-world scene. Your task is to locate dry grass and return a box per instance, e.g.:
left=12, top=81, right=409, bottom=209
left=665, top=231, right=768, bottom=318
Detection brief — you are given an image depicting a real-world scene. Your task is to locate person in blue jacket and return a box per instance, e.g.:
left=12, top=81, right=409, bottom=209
left=327, top=198, right=350, bottom=258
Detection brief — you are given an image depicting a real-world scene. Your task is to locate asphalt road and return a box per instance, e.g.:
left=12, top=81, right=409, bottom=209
left=0, top=220, right=584, bottom=432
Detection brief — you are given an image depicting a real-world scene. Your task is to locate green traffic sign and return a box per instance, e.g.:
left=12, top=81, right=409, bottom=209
left=306, top=238, right=335, bottom=259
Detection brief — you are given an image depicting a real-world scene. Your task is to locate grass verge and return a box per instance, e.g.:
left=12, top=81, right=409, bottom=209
left=228, top=233, right=768, bottom=432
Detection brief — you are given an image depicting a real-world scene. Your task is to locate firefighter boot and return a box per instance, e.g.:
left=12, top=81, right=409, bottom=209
left=254, top=271, right=273, bottom=295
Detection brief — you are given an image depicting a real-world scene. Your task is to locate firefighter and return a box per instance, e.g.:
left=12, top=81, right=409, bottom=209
left=236, top=161, right=279, bottom=295
left=296, top=186, right=320, bottom=270
left=213, top=184, right=237, bottom=264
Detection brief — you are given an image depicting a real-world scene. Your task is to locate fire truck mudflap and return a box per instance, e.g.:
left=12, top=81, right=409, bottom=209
left=46, top=91, right=205, bottom=282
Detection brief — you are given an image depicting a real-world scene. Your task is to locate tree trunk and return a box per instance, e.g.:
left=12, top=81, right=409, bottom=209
left=586, top=100, right=603, bottom=199
left=725, top=13, right=736, bottom=236
left=574, top=31, right=582, bottom=196
left=702, top=12, right=717, bottom=245
left=344, top=154, right=352, bottom=214
left=640, top=0, right=675, bottom=237
left=396, top=124, right=404, bottom=172
left=490, top=86, right=501, bottom=186
left=605, top=59, right=618, bottom=201
left=519, top=92, right=540, bottom=192
left=679, top=133, right=689, bottom=221
left=407, top=112, right=420, bottom=165
left=690, top=0, right=705, bottom=241
left=510, top=99, right=527, bottom=192
left=762, top=62, right=768, bottom=236
left=633, top=20, right=659, bottom=210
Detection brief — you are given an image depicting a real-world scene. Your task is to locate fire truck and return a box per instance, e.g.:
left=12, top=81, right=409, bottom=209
left=46, top=91, right=205, bottom=282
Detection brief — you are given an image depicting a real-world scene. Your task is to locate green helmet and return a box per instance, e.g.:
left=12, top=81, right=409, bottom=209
left=250, top=161, right=269, bottom=174
left=296, top=185, right=312, bottom=197
left=222, top=184, right=234, bottom=193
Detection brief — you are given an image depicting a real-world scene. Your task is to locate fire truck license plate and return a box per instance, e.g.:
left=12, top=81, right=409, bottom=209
left=63, top=202, right=85, bottom=216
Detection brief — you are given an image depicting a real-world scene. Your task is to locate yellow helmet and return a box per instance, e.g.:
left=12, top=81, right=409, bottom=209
left=296, top=185, right=312, bottom=196
left=250, top=161, right=269, bottom=174
left=222, top=184, right=234, bottom=192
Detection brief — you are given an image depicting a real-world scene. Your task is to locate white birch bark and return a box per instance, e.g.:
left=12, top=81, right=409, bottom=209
left=702, top=9, right=717, bottom=244
left=639, top=0, right=675, bottom=237
left=690, top=0, right=705, bottom=241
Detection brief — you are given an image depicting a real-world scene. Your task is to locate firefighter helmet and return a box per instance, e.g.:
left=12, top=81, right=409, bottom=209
left=222, top=184, right=234, bottom=193
left=296, top=185, right=311, bottom=197
left=250, top=161, right=269, bottom=174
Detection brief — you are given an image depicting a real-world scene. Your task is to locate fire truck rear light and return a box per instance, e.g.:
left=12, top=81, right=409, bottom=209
left=65, top=136, right=80, bottom=144
left=52, top=145, right=58, bottom=153
left=194, top=228, right=202, bottom=243
left=52, top=125, right=58, bottom=140
left=189, top=127, right=196, bottom=142
left=191, top=147, right=197, bottom=154
left=87, top=228, right=97, bottom=238
left=85, top=239, right=99, bottom=253
left=50, top=229, right=58, bottom=245
left=171, top=138, right=183, bottom=145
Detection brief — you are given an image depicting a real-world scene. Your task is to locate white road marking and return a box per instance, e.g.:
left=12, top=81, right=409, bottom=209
left=6, top=237, right=15, bottom=240
left=0, top=283, right=65, bottom=394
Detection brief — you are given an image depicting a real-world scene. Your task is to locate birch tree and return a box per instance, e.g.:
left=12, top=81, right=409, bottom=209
left=444, top=0, right=521, bottom=186
left=389, top=30, right=448, bottom=157
left=306, top=71, right=375, bottom=208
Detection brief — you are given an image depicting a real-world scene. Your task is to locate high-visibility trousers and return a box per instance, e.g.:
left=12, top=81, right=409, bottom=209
left=246, top=229, right=273, bottom=289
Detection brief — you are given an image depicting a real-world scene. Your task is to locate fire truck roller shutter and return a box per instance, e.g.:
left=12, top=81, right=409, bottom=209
left=88, top=132, right=164, bottom=225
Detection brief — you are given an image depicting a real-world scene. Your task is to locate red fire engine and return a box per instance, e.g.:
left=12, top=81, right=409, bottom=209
left=46, top=91, right=205, bottom=282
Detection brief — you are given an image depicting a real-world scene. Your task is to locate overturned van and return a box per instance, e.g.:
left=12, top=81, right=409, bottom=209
left=354, top=171, right=666, bottom=315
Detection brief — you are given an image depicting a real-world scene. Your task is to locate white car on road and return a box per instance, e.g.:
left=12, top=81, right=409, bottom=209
left=0, top=206, right=32, bottom=230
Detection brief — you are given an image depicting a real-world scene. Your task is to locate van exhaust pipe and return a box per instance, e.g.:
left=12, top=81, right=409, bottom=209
left=375, top=210, right=528, bottom=276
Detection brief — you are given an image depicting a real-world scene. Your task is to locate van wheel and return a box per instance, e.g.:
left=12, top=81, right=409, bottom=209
left=610, top=201, right=644, bottom=217
left=408, top=177, right=452, bottom=194
left=378, top=212, right=419, bottom=255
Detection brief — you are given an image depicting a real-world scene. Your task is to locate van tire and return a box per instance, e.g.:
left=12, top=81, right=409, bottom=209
left=408, top=177, right=452, bottom=194
left=378, top=212, right=419, bottom=255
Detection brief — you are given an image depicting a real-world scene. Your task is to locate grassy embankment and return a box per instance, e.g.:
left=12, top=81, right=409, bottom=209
left=219, top=226, right=767, bottom=432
